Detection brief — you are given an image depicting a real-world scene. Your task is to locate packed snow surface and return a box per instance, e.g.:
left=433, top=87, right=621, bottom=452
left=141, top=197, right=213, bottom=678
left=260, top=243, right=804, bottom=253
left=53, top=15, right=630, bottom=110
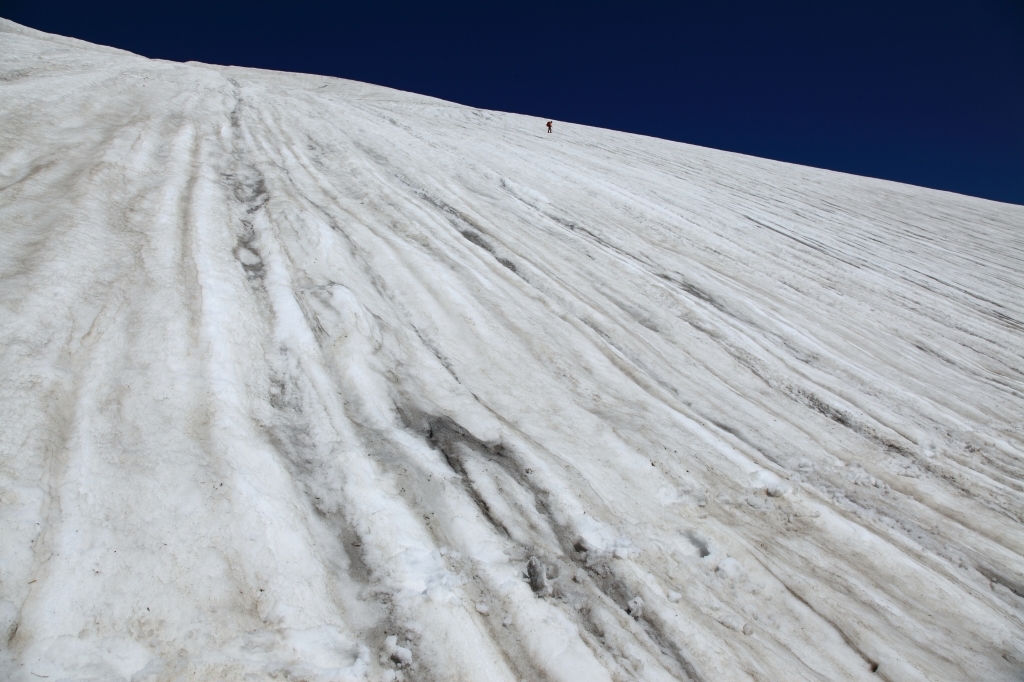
left=2, top=18, right=1024, bottom=682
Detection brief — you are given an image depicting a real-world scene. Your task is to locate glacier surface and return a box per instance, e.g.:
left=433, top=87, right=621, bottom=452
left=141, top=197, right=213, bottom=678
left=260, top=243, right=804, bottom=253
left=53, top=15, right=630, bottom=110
left=1, top=18, right=1023, bottom=682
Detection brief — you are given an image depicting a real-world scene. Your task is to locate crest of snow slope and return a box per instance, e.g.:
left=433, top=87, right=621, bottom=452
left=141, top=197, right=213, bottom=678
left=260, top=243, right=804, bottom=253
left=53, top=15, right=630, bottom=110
left=2, top=17, right=1023, bottom=682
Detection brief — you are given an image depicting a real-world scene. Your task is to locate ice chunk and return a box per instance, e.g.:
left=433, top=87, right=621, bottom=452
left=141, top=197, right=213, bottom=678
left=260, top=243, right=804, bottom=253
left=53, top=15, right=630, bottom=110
left=527, top=556, right=550, bottom=595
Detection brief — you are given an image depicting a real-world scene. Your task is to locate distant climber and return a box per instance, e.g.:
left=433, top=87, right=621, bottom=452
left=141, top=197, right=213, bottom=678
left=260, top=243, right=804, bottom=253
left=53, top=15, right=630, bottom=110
left=546, top=121, right=553, bottom=134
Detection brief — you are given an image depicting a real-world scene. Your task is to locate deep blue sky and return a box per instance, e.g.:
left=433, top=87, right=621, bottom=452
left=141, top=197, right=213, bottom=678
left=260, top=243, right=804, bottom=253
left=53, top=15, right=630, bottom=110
left=3, top=1, right=1022, bottom=205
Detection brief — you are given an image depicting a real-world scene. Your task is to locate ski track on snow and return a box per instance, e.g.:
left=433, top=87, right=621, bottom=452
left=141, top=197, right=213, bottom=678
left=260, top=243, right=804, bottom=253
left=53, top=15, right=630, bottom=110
left=1, top=18, right=1023, bottom=682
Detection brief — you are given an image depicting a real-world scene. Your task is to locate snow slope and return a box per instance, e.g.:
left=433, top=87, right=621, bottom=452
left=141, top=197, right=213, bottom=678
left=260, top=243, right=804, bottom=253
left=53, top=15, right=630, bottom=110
left=2, top=18, right=1023, bottom=682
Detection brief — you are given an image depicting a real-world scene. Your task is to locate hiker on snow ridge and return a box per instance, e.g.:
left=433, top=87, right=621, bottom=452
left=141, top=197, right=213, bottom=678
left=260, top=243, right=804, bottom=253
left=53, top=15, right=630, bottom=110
left=546, top=120, right=553, bottom=133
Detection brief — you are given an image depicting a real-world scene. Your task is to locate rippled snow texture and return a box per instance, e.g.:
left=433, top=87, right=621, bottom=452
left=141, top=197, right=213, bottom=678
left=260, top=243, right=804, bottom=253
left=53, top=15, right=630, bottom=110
left=2, top=18, right=1023, bottom=682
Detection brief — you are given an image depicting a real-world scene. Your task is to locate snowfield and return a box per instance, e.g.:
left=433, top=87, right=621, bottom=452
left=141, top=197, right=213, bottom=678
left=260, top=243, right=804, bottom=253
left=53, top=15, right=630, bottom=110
left=2, top=18, right=1024, bottom=682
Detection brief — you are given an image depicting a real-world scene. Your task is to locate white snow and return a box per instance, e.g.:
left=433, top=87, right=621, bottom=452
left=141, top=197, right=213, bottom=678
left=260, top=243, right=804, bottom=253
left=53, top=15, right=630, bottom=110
left=2, top=17, right=1024, bottom=682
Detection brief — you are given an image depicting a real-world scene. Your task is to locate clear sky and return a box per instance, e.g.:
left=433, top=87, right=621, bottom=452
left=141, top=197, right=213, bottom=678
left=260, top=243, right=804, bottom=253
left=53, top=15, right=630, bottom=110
left=3, top=0, right=1022, bottom=205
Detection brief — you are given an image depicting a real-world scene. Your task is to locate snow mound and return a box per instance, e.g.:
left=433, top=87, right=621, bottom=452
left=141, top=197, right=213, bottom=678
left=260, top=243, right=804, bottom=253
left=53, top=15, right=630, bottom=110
left=2, top=17, right=1023, bottom=682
